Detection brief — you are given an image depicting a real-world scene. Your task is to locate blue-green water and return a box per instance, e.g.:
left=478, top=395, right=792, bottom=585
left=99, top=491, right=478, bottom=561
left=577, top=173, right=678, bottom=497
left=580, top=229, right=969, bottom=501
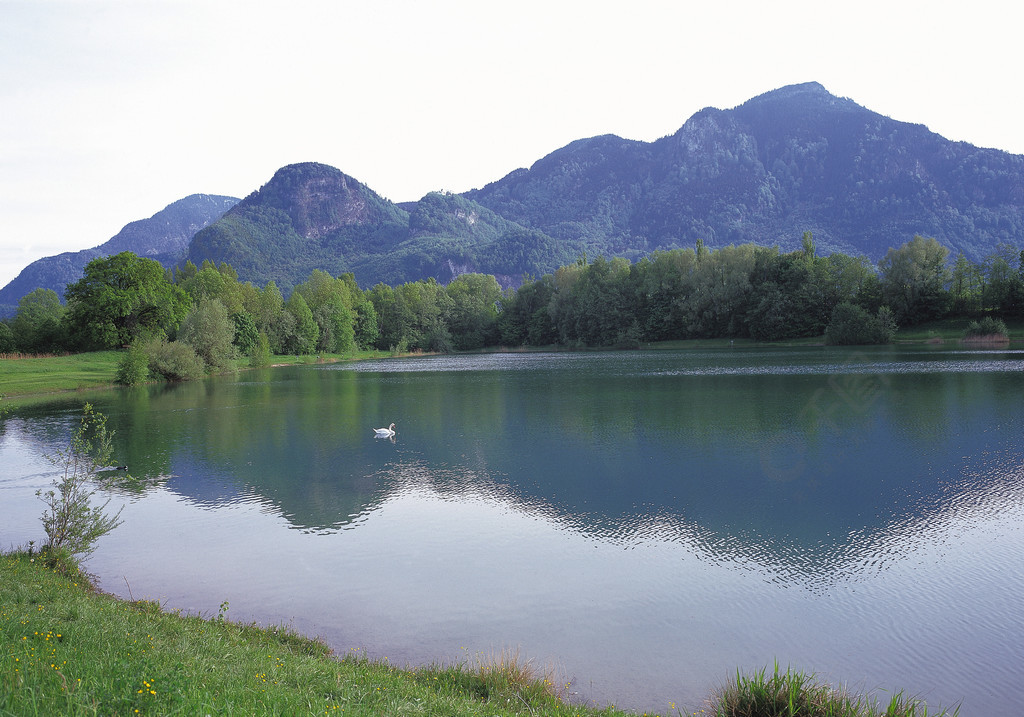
left=2, top=346, right=1023, bottom=714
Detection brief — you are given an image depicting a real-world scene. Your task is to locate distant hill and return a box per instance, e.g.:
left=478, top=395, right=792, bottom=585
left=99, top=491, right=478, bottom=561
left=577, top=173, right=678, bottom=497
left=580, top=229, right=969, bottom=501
left=0, top=194, right=238, bottom=316
left=467, top=82, right=1024, bottom=263
left=186, top=163, right=574, bottom=292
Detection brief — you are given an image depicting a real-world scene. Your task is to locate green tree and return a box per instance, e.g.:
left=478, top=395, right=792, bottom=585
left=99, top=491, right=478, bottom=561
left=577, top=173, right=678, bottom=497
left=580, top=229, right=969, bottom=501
left=64, top=252, right=191, bottom=349
left=313, top=299, right=355, bottom=353
left=399, top=279, right=453, bottom=352
left=497, top=275, right=558, bottom=346
left=0, top=321, right=15, bottom=353
left=230, top=311, right=260, bottom=355
left=444, top=273, right=502, bottom=350
left=633, top=249, right=698, bottom=341
left=115, top=342, right=149, bottom=386
left=824, top=302, right=897, bottom=345
left=178, top=298, right=237, bottom=371
left=353, top=298, right=380, bottom=350
left=949, top=253, right=983, bottom=314
left=178, top=262, right=243, bottom=314
left=145, top=338, right=205, bottom=381
left=294, top=269, right=358, bottom=353
left=242, top=280, right=284, bottom=340
left=283, top=292, right=319, bottom=354
left=12, top=288, right=66, bottom=353
left=877, top=236, right=950, bottom=324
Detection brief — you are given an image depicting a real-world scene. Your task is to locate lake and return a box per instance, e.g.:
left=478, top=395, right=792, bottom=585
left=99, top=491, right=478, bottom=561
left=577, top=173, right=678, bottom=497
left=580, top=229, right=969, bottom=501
left=2, top=346, right=1023, bottom=715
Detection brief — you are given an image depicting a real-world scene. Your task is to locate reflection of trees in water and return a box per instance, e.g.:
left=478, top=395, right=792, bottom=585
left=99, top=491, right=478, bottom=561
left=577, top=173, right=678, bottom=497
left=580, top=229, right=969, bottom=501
left=10, top=352, right=1024, bottom=586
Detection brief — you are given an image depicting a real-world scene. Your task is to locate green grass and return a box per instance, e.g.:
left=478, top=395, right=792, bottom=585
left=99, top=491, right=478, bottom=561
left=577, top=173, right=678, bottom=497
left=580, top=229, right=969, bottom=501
left=0, top=551, right=633, bottom=716
left=0, top=349, right=396, bottom=403
left=711, top=661, right=958, bottom=717
left=1, top=551, right=961, bottom=717
left=0, top=351, right=123, bottom=397
left=894, top=316, right=1023, bottom=343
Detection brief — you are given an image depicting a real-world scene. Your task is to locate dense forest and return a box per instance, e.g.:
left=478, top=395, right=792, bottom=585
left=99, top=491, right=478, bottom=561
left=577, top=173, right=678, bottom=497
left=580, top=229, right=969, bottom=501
left=2, top=231, right=1020, bottom=384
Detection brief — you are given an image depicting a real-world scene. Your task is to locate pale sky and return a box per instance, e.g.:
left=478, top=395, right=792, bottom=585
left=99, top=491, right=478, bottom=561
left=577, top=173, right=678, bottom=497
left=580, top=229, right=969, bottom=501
left=1, top=0, right=1020, bottom=290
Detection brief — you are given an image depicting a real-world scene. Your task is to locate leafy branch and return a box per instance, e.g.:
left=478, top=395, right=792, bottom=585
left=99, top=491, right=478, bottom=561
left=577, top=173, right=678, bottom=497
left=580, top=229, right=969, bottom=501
left=38, top=403, right=125, bottom=560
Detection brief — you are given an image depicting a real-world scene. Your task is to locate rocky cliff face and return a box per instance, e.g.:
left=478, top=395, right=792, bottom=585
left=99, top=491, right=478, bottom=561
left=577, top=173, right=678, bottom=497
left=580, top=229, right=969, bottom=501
left=235, top=163, right=395, bottom=239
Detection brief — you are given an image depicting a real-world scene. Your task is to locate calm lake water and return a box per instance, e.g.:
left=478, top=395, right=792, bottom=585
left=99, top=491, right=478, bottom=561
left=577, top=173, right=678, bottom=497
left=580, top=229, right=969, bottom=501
left=2, top=346, right=1023, bottom=715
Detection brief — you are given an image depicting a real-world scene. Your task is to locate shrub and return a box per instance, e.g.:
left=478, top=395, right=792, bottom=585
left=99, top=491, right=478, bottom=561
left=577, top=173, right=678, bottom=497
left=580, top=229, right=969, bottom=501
left=825, top=303, right=897, bottom=346
left=115, top=342, right=149, bottom=385
left=146, top=338, right=205, bottom=381
left=963, top=316, right=1008, bottom=338
left=38, top=404, right=124, bottom=559
left=711, top=662, right=958, bottom=716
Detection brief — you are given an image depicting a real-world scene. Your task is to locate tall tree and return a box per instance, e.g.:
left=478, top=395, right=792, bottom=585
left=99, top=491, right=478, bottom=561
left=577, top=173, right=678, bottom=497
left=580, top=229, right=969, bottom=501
left=178, top=298, right=236, bottom=371
left=64, top=252, right=191, bottom=349
left=444, top=273, right=502, bottom=350
left=877, top=236, right=950, bottom=324
left=283, top=292, right=319, bottom=355
left=12, top=288, right=66, bottom=352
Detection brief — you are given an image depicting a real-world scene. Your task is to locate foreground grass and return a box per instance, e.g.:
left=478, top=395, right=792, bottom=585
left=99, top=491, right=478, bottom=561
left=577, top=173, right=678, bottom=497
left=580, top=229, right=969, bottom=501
left=711, top=662, right=957, bottom=717
left=1, top=551, right=632, bottom=717
left=1, top=552, right=961, bottom=717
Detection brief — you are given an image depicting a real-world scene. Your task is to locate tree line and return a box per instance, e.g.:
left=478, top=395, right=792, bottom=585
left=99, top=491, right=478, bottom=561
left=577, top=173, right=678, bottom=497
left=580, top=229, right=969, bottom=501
left=1, top=233, right=1021, bottom=378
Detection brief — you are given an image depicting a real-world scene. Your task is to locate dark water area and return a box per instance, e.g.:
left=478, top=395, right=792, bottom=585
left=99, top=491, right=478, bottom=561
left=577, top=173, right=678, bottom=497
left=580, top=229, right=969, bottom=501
left=2, top=346, right=1023, bottom=715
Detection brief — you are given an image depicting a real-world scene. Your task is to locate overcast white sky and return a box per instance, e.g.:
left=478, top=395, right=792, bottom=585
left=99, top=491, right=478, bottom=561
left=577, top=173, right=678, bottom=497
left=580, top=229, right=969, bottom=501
left=1, top=0, right=1020, bottom=290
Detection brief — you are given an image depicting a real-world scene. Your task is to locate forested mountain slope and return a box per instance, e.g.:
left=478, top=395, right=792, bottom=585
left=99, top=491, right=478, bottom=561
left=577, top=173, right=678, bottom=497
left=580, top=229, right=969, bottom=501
left=467, top=82, right=1024, bottom=263
left=6, top=82, right=1024, bottom=308
left=186, top=163, right=574, bottom=292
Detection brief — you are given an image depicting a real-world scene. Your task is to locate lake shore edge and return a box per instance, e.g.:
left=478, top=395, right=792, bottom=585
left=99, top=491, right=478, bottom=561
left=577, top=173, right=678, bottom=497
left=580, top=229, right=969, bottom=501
left=1, top=549, right=958, bottom=716
left=3, top=320, right=1019, bottom=404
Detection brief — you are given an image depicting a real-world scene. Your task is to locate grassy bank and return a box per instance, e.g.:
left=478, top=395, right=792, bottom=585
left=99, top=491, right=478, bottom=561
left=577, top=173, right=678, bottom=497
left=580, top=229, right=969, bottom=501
left=0, top=351, right=124, bottom=398
left=1, top=551, right=959, bottom=717
left=0, top=350, right=392, bottom=402
left=0, top=551, right=626, bottom=717
left=3, top=325, right=1019, bottom=402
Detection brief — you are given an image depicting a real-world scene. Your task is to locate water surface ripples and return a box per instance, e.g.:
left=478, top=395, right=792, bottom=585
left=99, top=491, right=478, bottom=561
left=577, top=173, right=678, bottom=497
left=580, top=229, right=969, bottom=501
left=2, top=346, right=1023, bottom=715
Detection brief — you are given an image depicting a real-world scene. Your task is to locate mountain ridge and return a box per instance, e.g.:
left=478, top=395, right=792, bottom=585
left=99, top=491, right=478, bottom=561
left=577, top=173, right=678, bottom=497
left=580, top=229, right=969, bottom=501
left=4, top=81, right=1024, bottom=311
left=0, top=194, right=239, bottom=316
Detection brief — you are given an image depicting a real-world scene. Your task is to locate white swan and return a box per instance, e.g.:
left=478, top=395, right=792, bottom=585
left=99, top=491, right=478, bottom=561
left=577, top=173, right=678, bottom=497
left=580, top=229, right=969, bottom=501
left=374, top=423, right=396, bottom=437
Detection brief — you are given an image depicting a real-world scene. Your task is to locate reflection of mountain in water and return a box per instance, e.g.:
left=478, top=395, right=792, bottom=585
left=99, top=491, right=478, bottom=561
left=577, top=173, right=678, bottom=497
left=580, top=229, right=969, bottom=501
left=38, top=349, right=1024, bottom=586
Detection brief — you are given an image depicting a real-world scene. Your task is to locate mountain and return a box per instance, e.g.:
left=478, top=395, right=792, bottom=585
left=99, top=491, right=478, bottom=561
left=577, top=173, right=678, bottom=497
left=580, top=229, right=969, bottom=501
left=466, top=82, right=1024, bottom=263
left=186, top=163, right=409, bottom=292
left=7, top=82, right=1024, bottom=306
left=186, top=163, right=573, bottom=292
left=0, top=194, right=239, bottom=316
left=196, top=83, right=1024, bottom=293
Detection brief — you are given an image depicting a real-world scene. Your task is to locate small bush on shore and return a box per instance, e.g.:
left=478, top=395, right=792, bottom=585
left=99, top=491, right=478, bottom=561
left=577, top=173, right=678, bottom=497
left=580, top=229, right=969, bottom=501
left=145, top=338, right=205, bottom=380
left=115, top=342, right=149, bottom=385
left=963, top=316, right=1008, bottom=340
left=710, top=662, right=958, bottom=717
